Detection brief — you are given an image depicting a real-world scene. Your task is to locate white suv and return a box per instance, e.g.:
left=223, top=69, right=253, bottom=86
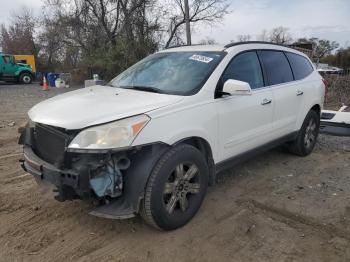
left=19, top=42, right=325, bottom=230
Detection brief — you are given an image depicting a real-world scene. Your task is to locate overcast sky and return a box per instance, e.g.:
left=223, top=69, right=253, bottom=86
left=191, top=0, right=350, bottom=47
left=1, top=0, right=349, bottom=47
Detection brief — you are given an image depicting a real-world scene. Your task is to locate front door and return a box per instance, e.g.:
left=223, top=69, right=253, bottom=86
left=1, top=56, right=17, bottom=77
left=216, top=51, right=274, bottom=162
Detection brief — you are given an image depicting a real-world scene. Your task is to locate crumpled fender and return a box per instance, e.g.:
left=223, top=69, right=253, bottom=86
left=89, top=142, right=170, bottom=219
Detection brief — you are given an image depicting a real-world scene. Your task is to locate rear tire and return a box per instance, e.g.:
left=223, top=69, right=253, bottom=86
left=19, top=72, right=33, bottom=84
left=141, top=144, right=209, bottom=230
left=287, top=110, right=320, bottom=156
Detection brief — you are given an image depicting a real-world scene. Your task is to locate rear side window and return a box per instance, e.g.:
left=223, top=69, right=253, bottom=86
left=221, top=51, right=264, bottom=89
left=285, top=52, right=314, bottom=80
left=259, top=50, right=293, bottom=86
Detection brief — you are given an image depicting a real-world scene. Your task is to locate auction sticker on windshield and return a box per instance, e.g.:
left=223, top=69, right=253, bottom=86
left=189, top=54, right=214, bottom=63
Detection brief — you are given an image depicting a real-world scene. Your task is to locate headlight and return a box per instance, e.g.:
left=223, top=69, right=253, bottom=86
left=68, top=115, right=150, bottom=150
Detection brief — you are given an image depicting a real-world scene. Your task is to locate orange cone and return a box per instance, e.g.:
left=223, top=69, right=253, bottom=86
left=42, top=76, right=49, bottom=91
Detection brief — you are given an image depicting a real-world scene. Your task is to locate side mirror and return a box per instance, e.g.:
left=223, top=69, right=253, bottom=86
left=222, top=79, right=252, bottom=96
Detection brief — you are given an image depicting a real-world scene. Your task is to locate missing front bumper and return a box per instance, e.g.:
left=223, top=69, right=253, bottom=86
left=19, top=126, right=170, bottom=219
left=21, top=146, right=84, bottom=201
left=21, top=145, right=127, bottom=200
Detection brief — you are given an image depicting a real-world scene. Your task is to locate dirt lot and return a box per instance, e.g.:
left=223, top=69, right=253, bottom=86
left=0, top=83, right=350, bottom=262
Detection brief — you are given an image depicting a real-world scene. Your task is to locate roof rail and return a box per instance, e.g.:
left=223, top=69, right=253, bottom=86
left=165, top=43, right=207, bottom=49
left=224, top=41, right=289, bottom=49
left=165, top=44, right=189, bottom=49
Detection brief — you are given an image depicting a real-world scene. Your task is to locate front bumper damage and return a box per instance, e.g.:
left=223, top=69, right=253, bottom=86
left=19, top=125, right=168, bottom=219
left=21, top=145, right=125, bottom=201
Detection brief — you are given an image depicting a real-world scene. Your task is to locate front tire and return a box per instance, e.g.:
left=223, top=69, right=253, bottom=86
left=141, top=144, right=209, bottom=230
left=19, top=72, right=33, bottom=84
left=287, top=110, right=320, bottom=156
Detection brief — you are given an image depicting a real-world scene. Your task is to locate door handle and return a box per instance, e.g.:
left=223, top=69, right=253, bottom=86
left=261, top=98, right=272, bottom=105
left=296, top=90, right=304, bottom=96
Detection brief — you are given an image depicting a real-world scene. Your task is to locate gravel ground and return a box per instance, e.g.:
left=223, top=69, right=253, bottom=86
left=0, top=83, right=350, bottom=262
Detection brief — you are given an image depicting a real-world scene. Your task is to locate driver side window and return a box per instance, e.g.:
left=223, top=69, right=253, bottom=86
left=3, top=56, right=11, bottom=64
left=222, top=51, right=264, bottom=90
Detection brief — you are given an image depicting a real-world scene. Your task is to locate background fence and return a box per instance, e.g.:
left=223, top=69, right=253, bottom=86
left=324, top=71, right=350, bottom=109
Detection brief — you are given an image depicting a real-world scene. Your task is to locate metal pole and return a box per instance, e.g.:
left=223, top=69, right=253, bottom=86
left=184, top=0, right=191, bottom=45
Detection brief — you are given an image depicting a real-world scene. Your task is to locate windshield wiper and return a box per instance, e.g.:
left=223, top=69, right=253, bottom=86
left=119, top=85, right=164, bottom=94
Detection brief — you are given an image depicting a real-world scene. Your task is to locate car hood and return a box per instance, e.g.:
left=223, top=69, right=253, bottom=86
left=28, top=85, right=183, bottom=129
left=17, top=63, right=31, bottom=69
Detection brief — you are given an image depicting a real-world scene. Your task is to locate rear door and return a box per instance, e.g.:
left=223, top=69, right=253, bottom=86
left=258, top=50, right=301, bottom=137
left=285, top=52, right=315, bottom=129
left=216, top=51, right=274, bottom=161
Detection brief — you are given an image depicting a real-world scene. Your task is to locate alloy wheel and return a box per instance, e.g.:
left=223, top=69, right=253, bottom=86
left=163, top=163, right=201, bottom=214
left=304, top=118, right=317, bottom=149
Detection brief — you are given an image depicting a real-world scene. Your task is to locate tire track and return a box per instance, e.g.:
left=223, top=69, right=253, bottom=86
left=238, top=198, right=350, bottom=242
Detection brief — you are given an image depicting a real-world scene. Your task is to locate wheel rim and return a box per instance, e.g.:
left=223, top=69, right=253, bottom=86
left=23, top=75, right=31, bottom=83
left=304, top=118, right=317, bottom=149
left=163, top=163, right=201, bottom=214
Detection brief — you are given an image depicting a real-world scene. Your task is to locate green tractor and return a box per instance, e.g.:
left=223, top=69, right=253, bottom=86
left=0, top=53, right=34, bottom=84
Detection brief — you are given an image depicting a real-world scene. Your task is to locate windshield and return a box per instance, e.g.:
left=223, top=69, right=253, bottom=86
left=109, top=51, right=225, bottom=95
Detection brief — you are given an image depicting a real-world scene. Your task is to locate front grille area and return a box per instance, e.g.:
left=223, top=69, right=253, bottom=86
left=33, top=124, right=69, bottom=166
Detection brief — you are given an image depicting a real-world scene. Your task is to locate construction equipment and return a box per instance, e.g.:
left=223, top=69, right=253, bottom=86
left=0, top=53, right=34, bottom=84
left=14, top=55, right=36, bottom=73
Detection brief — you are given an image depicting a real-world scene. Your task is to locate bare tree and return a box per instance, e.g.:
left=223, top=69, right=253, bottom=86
left=45, top=0, right=159, bottom=50
left=269, top=26, right=292, bottom=44
left=198, top=37, right=217, bottom=45
left=236, top=34, right=251, bottom=42
left=256, top=29, right=269, bottom=41
left=37, top=14, right=69, bottom=70
left=0, top=7, right=37, bottom=55
left=256, top=27, right=293, bottom=44
left=41, top=0, right=160, bottom=77
left=163, top=0, right=230, bottom=48
left=1, top=0, right=232, bottom=80
left=296, top=37, right=339, bottom=64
